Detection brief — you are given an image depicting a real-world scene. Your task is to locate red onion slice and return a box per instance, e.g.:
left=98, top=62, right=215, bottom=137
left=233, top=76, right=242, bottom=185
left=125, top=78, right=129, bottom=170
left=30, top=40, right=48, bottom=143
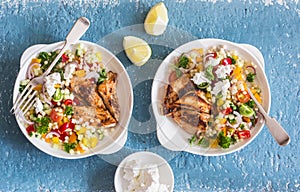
left=226, top=111, right=242, bottom=129
left=27, top=63, right=41, bottom=79
left=42, top=84, right=53, bottom=107
left=46, top=131, right=60, bottom=138
left=19, top=112, right=34, bottom=125
left=246, top=66, right=256, bottom=75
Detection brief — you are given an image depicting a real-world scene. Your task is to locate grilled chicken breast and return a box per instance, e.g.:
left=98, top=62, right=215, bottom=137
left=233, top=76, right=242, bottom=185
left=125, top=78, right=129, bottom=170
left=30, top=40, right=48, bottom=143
left=163, top=73, right=212, bottom=134
left=173, top=90, right=210, bottom=113
left=97, top=71, right=120, bottom=121
left=70, top=75, right=118, bottom=128
left=172, top=109, right=210, bottom=134
left=73, top=106, right=117, bottom=128
left=163, top=74, right=195, bottom=115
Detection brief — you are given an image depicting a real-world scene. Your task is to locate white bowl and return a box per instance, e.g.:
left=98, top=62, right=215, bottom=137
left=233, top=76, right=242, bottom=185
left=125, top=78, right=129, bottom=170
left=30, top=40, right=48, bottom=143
left=151, top=38, right=271, bottom=156
left=114, top=151, right=174, bottom=192
left=13, top=40, right=133, bottom=159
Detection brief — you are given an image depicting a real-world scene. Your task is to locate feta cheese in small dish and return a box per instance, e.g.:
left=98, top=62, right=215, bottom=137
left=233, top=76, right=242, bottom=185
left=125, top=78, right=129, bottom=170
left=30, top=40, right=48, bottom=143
left=122, top=160, right=170, bottom=192
left=114, top=152, right=174, bottom=192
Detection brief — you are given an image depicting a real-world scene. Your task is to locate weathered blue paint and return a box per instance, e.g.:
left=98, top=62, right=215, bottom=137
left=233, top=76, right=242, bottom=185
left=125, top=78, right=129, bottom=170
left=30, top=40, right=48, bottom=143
left=0, top=0, right=299, bottom=191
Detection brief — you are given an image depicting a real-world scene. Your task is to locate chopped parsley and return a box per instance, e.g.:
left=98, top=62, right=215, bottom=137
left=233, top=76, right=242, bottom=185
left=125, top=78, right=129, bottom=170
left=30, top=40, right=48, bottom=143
left=246, top=73, right=256, bottom=82
left=35, top=117, right=51, bottom=134
left=38, top=51, right=61, bottom=72
left=189, top=135, right=197, bottom=145
left=65, top=106, right=74, bottom=115
left=178, top=56, right=189, bottom=69
left=189, top=135, right=210, bottom=148
left=19, top=84, right=26, bottom=93
left=97, top=69, right=107, bottom=84
left=63, top=143, right=76, bottom=153
left=246, top=100, right=255, bottom=108
left=218, top=131, right=236, bottom=149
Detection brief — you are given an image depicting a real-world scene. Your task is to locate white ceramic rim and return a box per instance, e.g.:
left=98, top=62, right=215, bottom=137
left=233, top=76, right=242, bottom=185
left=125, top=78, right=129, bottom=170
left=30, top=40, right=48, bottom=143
left=151, top=38, right=271, bottom=156
left=114, top=151, right=174, bottom=192
left=13, top=40, right=133, bottom=159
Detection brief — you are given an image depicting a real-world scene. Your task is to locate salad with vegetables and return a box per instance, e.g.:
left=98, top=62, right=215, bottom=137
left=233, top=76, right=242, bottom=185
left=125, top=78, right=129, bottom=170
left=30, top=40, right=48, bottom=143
left=19, top=43, right=114, bottom=154
left=167, top=45, right=263, bottom=149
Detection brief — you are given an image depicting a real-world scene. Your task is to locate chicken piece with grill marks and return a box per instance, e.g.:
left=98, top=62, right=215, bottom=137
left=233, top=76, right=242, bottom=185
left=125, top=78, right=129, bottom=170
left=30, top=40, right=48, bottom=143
left=70, top=76, right=117, bottom=128
left=97, top=71, right=120, bottom=122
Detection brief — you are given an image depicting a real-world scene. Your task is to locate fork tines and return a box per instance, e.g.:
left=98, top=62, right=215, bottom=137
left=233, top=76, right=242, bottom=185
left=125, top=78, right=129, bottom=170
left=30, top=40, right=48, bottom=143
left=11, top=83, right=37, bottom=115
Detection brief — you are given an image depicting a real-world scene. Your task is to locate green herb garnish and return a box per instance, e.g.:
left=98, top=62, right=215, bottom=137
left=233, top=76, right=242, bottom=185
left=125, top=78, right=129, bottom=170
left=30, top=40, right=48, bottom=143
left=246, top=73, right=256, bottom=82
left=65, top=106, right=74, bottom=116
left=197, top=137, right=210, bottom=148
left=228, top=56, right=236, bottom=64
left=38, top=51, right=60, bottom=72
left=246, top=100, right=255, bottom=108
left=35, top=117, right=50, bottom=134
left=97, top=69, right=107, bottom=84
left=63, top=143, right=76, bottom=153
left=189, top=135, right=197, bottom=145
left=218, top=131, right=235, bottom=149
left=178, top=56, right=189, bottom=69
left=205, top=65, right=215, bottom=81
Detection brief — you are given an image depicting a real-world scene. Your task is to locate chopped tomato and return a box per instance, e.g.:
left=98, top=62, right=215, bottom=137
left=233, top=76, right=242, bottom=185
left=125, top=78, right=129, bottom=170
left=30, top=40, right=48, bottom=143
left=51, top=100, right=57, bottom=106
left=50, top=109, right=63, bottom=122
left=59, top=132, right=68, bottom=141
left=236, top=90, right=251, bottom=103
left=59, top=122, right=75, bottom=134
left=222, top=107, right=233, bottom=115
left=64, top=99, right=73, bottom=106
left=220, top=58, right=232, bottom=65
left=26, top=125, right=35, bottom=135
left=237, top=130, right=251, bottom=139
left=62, top=54, right=69, bottom=63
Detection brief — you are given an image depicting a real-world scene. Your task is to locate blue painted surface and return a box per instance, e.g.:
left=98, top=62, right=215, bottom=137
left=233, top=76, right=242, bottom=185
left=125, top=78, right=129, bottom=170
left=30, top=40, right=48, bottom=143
left=0, top=0, right=299, bottom=191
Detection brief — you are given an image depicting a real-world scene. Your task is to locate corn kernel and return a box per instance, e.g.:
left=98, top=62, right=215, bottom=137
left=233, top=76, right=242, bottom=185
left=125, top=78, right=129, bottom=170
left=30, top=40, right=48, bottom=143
left=52, top=137, right=60, bottom=144
left=75, top=70, right=86, bottom=77
left=33, top=84, right=43, bottom=91
left=31, top=58, right=42, bottom=64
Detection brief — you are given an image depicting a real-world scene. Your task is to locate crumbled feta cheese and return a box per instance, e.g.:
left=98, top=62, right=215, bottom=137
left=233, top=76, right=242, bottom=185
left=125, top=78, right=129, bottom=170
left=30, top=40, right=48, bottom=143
left=205, top=57, right=222, bottom=67
left=64, top=63, right=77, bottom=81
left=215, top=65, right=232, bottom=79
left=45, top=73, right=61, bottom=96
left=191, top=71, right=211, bottom=85
left=34, top=98, right=43, bottom=114
left=211, top=79, right=231, bottom=99
left=123, top=160, right=170, bottom=192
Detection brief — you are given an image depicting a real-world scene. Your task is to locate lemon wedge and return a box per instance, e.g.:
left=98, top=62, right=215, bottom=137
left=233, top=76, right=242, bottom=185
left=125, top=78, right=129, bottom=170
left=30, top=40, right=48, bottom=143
left=144, top=2, right=169, bottom=36
left=123, top=36, right=152, bottom=66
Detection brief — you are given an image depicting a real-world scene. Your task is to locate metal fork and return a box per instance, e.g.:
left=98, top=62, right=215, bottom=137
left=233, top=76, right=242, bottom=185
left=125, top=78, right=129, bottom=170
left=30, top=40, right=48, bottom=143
left=247, top=87, right=290, bottom=146
left=11, top=17, right=90, bottom=115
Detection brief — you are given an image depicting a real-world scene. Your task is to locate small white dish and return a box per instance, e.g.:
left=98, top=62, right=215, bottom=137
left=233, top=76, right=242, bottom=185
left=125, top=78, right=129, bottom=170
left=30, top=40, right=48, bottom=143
left=152, top=38, right=271, bottom=156
left=13, top=40, right=133, bottom=159
left=114, top=151, right=174, bottom=192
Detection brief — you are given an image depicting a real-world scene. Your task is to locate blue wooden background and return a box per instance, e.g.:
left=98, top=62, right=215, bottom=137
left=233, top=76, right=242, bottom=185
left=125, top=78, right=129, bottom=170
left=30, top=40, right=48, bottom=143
left=0, top=0, right=299, bottom=191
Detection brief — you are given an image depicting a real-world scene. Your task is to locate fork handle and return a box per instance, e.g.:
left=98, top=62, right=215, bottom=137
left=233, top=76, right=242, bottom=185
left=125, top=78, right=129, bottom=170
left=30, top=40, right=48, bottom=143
left=265, top=117, right=290, bottom=146
left=43, top=17, right=90, bottom=76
